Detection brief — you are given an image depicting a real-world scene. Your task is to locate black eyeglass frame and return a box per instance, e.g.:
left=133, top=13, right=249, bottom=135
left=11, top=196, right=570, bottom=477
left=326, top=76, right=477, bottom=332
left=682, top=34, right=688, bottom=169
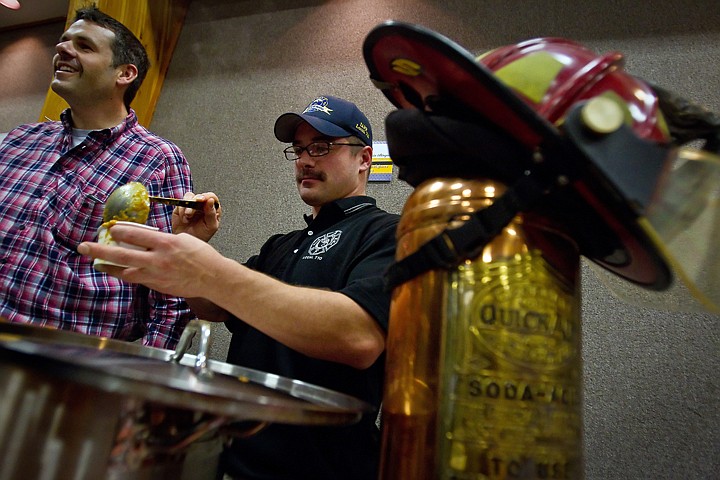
left=283, top=141, right=366, bottom=161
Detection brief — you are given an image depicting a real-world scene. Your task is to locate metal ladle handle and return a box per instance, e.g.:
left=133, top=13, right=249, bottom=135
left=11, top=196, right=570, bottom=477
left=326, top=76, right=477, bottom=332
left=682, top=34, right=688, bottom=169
left=170, top=319, right=214, bottom=378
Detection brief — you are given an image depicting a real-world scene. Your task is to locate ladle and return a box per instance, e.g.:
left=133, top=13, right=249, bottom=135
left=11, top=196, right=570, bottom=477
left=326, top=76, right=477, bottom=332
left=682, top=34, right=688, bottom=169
left=102, top=181, right=150, bottom=224
left=103, top=183, right=219, bottom=225
left=149, top=195, right=219, bottom=210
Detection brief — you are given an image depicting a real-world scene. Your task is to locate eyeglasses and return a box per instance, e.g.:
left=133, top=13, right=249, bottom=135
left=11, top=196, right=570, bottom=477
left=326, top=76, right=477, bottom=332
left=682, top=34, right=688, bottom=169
left=283, top=141, right=365, bottom=161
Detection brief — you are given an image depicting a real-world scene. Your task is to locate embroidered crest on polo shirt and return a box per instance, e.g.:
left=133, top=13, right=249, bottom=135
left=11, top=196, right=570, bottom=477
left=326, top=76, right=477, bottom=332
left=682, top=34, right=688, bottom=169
left=306, top=230, right=342, bottom=257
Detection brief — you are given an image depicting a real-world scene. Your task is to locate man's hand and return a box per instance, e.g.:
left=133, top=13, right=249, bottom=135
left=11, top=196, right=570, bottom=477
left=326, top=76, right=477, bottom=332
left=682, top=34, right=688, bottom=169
left=171, top=191, right=221, bottom=242
left=79, top=225, right=224, bottom=299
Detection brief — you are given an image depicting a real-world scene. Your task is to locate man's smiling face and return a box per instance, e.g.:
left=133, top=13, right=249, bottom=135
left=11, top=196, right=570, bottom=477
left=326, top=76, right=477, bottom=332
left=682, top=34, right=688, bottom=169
left=51, top=19, right=121, bottom=108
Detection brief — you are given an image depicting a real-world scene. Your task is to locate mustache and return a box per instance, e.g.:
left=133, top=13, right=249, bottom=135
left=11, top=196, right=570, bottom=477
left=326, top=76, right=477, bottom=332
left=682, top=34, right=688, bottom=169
left=296, top=170, right=325, bottom=182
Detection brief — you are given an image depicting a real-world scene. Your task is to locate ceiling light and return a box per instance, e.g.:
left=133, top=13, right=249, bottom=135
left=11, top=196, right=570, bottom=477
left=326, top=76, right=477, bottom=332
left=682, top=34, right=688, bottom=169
left=0, top=0, right=21, bottom=10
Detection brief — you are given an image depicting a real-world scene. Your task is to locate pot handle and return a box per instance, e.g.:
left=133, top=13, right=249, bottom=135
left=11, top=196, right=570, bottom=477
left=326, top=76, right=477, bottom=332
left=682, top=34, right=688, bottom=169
left=170, top=319, right=214, bottom=378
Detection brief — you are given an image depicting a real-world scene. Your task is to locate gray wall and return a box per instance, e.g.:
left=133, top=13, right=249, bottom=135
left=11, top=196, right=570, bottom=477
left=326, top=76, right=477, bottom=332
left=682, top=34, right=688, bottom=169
left=1, top=1, right=719, bottom=478
left=0, top=21, right=58, bottom=128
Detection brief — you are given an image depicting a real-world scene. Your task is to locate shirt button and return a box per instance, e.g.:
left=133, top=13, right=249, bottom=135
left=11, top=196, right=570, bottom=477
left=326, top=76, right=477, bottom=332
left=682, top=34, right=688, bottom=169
left=293, top=249, right=299, bottom=253
left=307, top=231, right=313, bottom=235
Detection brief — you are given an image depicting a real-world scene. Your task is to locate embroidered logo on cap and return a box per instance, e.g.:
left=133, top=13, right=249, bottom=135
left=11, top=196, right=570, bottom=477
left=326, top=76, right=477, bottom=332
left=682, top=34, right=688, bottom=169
left=303, top=97, right=333, bottom=116
left=355, top=122, right=370, bottom=140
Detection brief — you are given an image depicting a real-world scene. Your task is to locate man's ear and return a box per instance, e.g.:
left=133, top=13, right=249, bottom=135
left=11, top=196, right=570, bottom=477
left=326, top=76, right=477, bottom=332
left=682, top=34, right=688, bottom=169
left=359, top=145, right=373, bottom=173
left=116, top=63, right=138, bottom=87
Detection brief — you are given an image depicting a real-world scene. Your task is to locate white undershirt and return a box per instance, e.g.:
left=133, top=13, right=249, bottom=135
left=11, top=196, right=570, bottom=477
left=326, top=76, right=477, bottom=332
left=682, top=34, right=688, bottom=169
left=71, top=128, right=94, bottom=148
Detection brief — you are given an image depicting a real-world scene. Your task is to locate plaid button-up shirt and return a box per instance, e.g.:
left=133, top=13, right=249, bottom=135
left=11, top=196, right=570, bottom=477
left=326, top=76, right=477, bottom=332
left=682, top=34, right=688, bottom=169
left=0, top=109, right=195, bottom=349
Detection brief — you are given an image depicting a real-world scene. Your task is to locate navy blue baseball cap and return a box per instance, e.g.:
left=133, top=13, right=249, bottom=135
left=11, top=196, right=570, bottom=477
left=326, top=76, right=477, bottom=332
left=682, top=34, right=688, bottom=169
left=274, top=95, right=373, bottom=146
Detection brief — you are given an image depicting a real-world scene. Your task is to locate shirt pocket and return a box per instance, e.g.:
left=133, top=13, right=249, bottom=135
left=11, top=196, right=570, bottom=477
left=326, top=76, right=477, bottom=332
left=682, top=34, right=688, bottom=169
left=53, top=188, right=107, bottom=249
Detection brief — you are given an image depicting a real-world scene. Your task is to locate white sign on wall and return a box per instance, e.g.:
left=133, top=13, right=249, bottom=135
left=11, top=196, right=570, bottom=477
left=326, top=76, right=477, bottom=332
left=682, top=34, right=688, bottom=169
left=370, top=140, right=393, bottom=183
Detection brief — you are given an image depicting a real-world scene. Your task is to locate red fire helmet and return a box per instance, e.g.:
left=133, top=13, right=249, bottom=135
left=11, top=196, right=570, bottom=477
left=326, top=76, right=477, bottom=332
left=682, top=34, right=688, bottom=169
left=364, top=21, right=720, bottom=312
left=477, top=37, right=669, bottom=143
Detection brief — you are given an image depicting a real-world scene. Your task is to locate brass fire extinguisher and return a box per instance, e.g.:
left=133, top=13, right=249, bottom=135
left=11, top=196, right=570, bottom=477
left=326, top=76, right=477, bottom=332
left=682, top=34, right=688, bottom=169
left=379, top=178, right=582, bottom=479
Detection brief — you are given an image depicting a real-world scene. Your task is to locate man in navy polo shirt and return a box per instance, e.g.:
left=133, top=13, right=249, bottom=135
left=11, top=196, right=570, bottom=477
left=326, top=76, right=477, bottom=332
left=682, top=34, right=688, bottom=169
left=78, top=95, right=399, bottom=480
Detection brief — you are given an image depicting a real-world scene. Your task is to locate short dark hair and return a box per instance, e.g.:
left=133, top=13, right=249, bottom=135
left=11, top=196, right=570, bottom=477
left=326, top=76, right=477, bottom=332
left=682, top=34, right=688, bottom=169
left=74, top=4, right=150, bottom=109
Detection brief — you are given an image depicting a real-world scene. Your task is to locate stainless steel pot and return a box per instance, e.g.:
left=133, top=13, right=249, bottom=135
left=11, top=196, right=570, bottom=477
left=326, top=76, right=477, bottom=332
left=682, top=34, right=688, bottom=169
left=0, top=321, right=370, bottom=480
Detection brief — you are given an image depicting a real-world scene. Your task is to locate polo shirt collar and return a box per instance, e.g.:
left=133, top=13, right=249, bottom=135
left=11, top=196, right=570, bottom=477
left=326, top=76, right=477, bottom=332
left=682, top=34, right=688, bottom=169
left=303, top=196, right=376, bottom=228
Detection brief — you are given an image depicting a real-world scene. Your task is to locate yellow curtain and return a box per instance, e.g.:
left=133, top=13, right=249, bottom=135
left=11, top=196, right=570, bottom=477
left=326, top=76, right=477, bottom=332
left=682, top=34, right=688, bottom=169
left=38, top=0, right=190, bottom=127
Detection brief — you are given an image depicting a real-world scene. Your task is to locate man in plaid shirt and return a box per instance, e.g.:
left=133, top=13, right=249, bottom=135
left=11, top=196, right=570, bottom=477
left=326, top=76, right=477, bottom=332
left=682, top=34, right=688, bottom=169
left=0, top=6, right=197, bottom=349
